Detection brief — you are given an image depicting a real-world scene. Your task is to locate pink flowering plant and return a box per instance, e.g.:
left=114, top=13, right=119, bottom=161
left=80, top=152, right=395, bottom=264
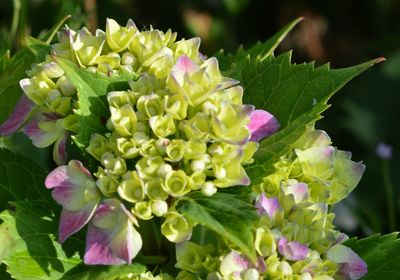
left=0, top=16, right=389, bottom=279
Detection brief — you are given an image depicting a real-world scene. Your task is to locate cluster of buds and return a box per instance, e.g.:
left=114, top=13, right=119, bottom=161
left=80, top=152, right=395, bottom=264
left=0, top=18, right=280, bottom=265
left=174, top=128, right=367, bottom=279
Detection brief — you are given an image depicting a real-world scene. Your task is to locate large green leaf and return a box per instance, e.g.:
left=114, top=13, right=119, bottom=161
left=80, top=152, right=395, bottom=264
left=345, top=233, right=400, bottom=280
left=176, top=191, right=258, bottom=262
left=0, top=40, right=50, bottom=125
left=53, top=56, right=136, bottom=150
left=236, top=52, right=383, bottom=184
left=0, top=148, right=52, bottom=210
left=0, top=201, right=82, bottom=280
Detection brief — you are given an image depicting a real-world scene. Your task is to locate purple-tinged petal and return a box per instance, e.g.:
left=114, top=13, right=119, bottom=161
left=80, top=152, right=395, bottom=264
left=0, top=95, right=36, bottom=136
left=286, top=182, right=309, bottom=203
left=59, top=202, right=98, bottom=243
left=326, top=244, right=367, bottom=280
left=53, top=133, right=68, bottom=165
left=256, top=193, right=280, bottom=218
left=45, top=160, right=94, bottom=190
left=278, top=237, right=309, bottom=261
left=220, top=250, right=251, bottom=277
left=248, top=109, right=280, bottom=142
left=171, top=55, right=199, bottom=85
left=23, top=115, right=64, bottom=148
left=84, top=199, right=142, bottom=265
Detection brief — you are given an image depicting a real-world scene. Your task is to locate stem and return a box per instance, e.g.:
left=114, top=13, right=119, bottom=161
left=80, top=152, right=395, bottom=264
left=382, top=159, right=396, bottom=231
left=11, top=0, right=21, bottom=48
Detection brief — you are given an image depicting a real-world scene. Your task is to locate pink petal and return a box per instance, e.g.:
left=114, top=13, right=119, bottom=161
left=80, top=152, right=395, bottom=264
left=23, top=115, right=61, bottom=148
left=248, top=109, right=280, bottom=142
left=53, top=133, right=68, bottom=165
left=286, top=182, right=309, bottom=203
left=0, top=95, right=36, bottom=136
left=278, top=237, right=309, bottom=261
left=59, top=202, right=98, bottom=243
left=256, top=193, right=280, bottom=218
left=171, top=55, right=199, bottom=85
left=45, top=160, right=93, bottom=190
left=326, top=244, right=367, bottom=280
left=84, top=199, right=142, bottom=265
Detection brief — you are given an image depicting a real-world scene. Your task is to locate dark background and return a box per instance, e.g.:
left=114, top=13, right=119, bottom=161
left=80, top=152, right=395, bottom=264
left=1, top=0, right=399, bottom=236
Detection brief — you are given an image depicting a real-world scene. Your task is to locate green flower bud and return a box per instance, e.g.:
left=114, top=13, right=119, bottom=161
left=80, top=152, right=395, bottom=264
left=243, top=268, right=260, bottom=280
left=86, top=134, right=110, bottom=161
left=213, top=151, right=250, bottom=188
left=162, top=170, right=190, bottom=197
left=166, top=139, right=186, bottom=162
left=241, top=141, right=259, bottom=164
left=201, top=181, right=217, bottom=197
left=109, top=104, right=137, bottom=137
left=150, top=200, right=168, bottom=217
left=116, top=137, right=140, bottom=159
left=190, top=171, right=206, bottom=190
left=96, top=53, right=121, bottom=74
left=101, top=152, right=127, bottom=175
left=137, top=94, right=164, bottom=119
left=146, top=179, right=169, bottom=200
left=172, top=38, right=201, bottom=61
left=52, top=27, right=76, bottom=60
left=118, top=171, right=145, bottom=203
left=56, top=75, right=77, bottom=96
left=108, top=90, right=137, bottom=108
left=294, top=146, right=335, bottom=181
left=157, top=163, right=173, bottom=178
left=106, top=18, right=137, bottom=52
left=149, top=114, right=176, bottom=138
left=164, top=94, right=188, bottom=120
left=179, top=112, right=210, bottom=141
left=42, top=61, right=64, bottom=78
left=20, top=73, right=57, bottom=105
left=132, top=201, right=153, bottom=220
left=95, top=168, right=119, bottom=196
left=45, top=89, right=72, bottom=115
left=140, top=139, right=160, bottom=157
left=255, top=227, right=276, bottom=257
left=72, top=28, right=105, bottom=67
left=161, top=211, right=192, bottom=243
left=136, top=156, right=164, bottom=179
left=184, top=140, right=207, bottom=159
left=176, top=241, right=207, bottom=273
left=121, top=52, right=138, bottom=68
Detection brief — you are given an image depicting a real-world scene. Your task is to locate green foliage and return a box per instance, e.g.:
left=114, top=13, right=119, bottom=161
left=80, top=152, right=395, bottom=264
left=176, top=191, right=258, bottom=262
left=0, top=40, right=50, bottom=125
left=0, top=201, right=82, bottom=280
left=54, top=56, right=136, bottom=150
left=0, top=148, right=52, bottom=210
left=346, top=233, right=400, bottom=280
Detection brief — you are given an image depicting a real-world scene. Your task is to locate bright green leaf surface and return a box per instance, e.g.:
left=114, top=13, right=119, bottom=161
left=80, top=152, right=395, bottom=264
left=176, top=191, right=258, bottom=262
left=0, top=148, right=52, bottom=210
left=54, top=56, right=136, bottom=150
left=345, top=233, right=400, bottom=280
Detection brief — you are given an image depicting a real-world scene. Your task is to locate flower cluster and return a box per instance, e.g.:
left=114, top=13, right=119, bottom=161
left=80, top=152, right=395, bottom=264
left=0, top=18, right=279, bottom=265
left=174, top=127, right=368, bottom=279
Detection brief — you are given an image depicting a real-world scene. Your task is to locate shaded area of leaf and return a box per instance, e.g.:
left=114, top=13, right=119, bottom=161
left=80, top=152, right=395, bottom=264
left=345, top=233, right=400, bottom=280
left=53, top=56, right=137, bottom=150
left=0, top=39, right=50, bottom=125
left=0, top=201, right=82, bottom=280
left=0, top=148, right=52, bottom=210
left=176, top=191, right=258, bottom=262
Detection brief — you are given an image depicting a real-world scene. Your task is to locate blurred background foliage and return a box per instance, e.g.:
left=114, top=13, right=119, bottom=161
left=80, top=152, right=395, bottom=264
left=0, top=0, right=399, bottom=237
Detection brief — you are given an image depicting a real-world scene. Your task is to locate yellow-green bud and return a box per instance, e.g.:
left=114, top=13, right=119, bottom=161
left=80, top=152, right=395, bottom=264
left=118, top=171, right=145, bottom=203
left=132, top=201, right=153, bottom=220
left=150, top=200, right=168, bottom=217
left=161, top=211, right=193, bottom=243
left=149, top=114, right=176, bottom=138
left=162, top=170, right=190, bottom=197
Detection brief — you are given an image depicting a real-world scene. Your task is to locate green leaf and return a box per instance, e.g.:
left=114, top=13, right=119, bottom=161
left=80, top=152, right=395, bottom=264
left=345, top=233, right=400, bottom=280
left=176, top=191, right=258, bottom=262
left=217, top=17, right=303, bottom=72
left=0, top=148, right=52, bottom=210
left=0, top=201, right=82, bottom=280
left=0, top=201, right=147, bottom=280
left=53, top=56, right=136, bottom=150
left=0, top=39, right=50, bottom=125
left=235, top=51, right=383, bottom=184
